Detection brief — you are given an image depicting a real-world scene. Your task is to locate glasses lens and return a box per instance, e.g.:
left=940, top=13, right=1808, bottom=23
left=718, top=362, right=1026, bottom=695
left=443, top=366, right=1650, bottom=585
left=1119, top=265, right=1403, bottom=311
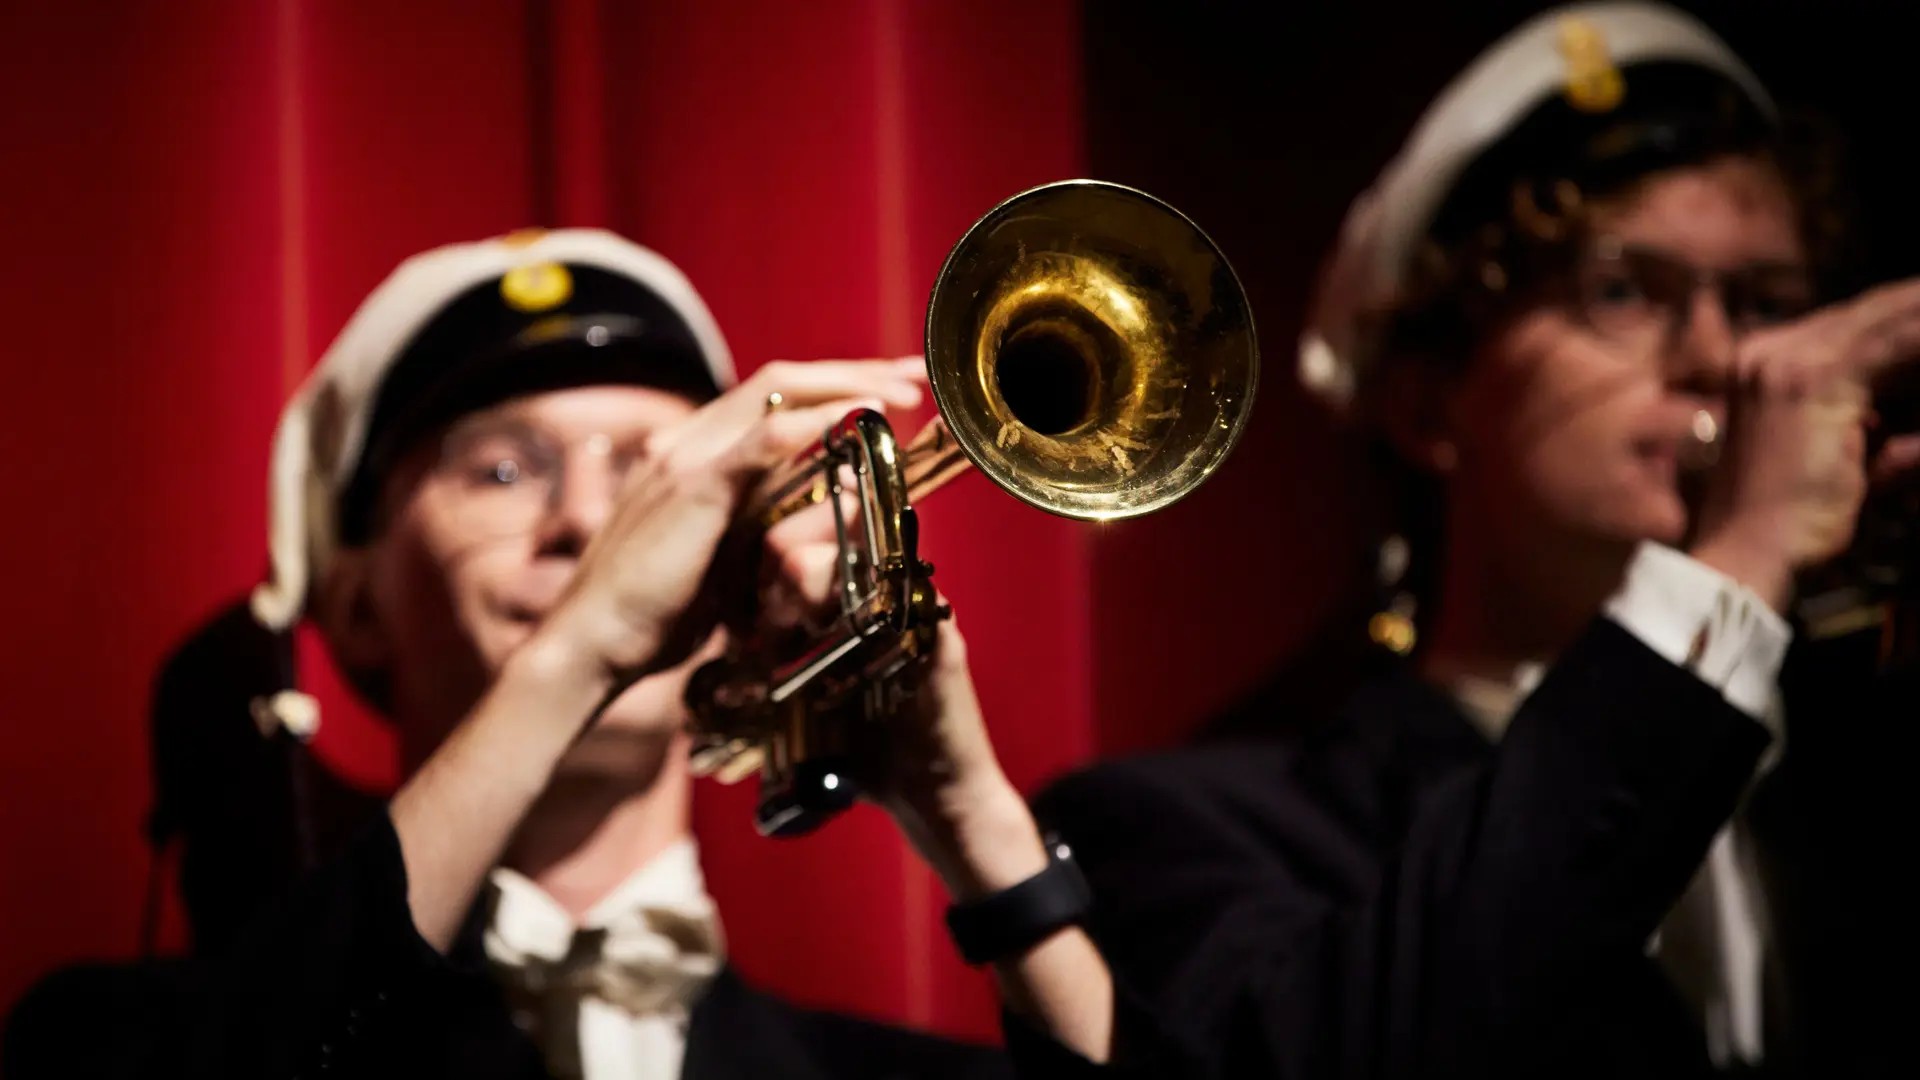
left=1724, top=267, right=1816, bottom=333
left=1576, top=245, right=1689, bottom=347
left=430, top=425, right=562, bottom=539
left=1577, top=241, right=1816, bottom=348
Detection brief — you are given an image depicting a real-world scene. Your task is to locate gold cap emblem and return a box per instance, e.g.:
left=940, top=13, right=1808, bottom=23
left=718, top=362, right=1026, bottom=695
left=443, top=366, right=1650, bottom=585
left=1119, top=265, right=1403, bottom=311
left=1557, top=16, right=1624, bottom=113
left=500, top=261, right=572, bottom=313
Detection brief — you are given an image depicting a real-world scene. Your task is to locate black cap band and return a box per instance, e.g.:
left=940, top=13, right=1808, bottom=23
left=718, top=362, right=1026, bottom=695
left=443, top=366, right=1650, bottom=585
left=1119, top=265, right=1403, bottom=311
left=339, top=264, right=721, bottom=544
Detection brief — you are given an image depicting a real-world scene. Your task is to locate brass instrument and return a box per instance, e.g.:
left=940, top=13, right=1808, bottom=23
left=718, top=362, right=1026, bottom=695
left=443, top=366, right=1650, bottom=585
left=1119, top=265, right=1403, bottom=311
left=684, top=180, right=1259, bottom=836
left=1795, top=367, right=1920, bottom=668
left=1681, top=367, right=1920, bottom=671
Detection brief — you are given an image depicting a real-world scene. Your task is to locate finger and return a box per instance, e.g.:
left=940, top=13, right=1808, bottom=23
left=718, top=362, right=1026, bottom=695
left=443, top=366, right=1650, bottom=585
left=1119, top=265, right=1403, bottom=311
left=1764, top=352, right=1814, bottom=403
left=719, top=397, right=888, bottom=482
left=1870, top=433, right=1920, bottom=490
left=1731, top=340, right=1766, bottom=396
left=1717, top=346, right=1762, bottom=440
left=1854, top=277, right=1920, bottom=324
left=599, top=626, right=730, bottom=732
left=1873, top=323, right=1920, bottom=384
left=609, top=398, right=881, bottom=553
left=746, top=359, right=926, bottom=410
left=783, top=542, right=844, bottom=610
left=1841, top=417, right=1868, bottom=472
left=761, top=542, right=844, bottom=630
left=1845, top=281, right=1920, bottom=379
left=669, top=385, right=888, bottom=475
left=764, top=465, right=862, bottom=548
left=1824, top=373, right=1872, bottom=411
left=779, top=355, right=926, bottom=378
left=658, top=365, right=921, bottom=462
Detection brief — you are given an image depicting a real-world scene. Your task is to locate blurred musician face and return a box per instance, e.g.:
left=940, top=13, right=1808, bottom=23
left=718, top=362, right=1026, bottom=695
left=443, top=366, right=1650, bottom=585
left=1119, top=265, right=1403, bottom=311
left=327, top=384, right=701, bottom=774
left=1435, top=154, right=1810, bottom=564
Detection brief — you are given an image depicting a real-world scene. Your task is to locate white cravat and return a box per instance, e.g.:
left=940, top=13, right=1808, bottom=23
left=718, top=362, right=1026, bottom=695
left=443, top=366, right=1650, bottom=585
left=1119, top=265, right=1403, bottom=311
left=1447, top=542, right=1791, bottom=1069
left=484, top=839, right=726, bottom=1080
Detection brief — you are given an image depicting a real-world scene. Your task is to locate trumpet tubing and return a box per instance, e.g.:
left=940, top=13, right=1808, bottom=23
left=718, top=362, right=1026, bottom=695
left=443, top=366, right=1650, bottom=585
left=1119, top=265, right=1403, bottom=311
left=688, top=180, right=1260, bottom=837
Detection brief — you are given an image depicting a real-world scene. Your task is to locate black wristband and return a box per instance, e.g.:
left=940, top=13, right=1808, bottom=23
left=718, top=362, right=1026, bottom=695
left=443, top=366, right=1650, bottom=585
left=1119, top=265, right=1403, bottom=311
left=944, top=833, right=1091, bottom=966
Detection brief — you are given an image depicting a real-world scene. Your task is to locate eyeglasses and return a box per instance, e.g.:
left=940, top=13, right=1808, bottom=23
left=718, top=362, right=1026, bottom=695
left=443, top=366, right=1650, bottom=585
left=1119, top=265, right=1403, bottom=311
left=1568, top=237, right=1816, bottom=352
left=422, top=419, right=647, bottom=540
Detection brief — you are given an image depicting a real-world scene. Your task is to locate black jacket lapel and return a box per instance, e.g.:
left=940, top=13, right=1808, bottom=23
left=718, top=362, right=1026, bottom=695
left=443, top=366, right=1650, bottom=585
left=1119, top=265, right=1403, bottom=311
left=683, top=968, right=832, bottom=1080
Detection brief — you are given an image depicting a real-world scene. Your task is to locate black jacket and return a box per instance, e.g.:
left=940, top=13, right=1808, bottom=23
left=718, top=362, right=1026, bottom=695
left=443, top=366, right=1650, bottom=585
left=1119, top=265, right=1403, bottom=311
left=1006, top=618, right=1913, bottom=1078
left=3, top=815, right=1011, bottom=1080
left=4, top=598, right=1010, bottom=1080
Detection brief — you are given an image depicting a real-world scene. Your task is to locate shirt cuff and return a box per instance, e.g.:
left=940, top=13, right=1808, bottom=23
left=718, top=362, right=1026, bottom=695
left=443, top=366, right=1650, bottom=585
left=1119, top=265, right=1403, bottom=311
left=1602, top=542, right=1793, bottom=719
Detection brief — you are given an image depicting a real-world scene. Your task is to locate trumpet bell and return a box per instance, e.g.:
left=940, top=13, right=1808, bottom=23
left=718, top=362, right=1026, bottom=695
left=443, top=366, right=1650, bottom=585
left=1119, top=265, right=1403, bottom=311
left=690, top=179, right=1263, bottom=837
left=926, top=180, right=1259, bottom=520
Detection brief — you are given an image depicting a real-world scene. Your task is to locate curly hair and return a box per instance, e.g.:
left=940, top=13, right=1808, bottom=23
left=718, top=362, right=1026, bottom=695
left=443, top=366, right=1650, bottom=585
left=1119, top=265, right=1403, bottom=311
left=1385, top=89, right=1850, bottom=381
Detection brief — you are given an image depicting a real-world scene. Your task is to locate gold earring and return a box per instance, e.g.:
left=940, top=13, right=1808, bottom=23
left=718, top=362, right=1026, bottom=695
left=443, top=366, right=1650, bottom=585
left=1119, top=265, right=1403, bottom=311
left=1369, top=534, right=1418, bottom=656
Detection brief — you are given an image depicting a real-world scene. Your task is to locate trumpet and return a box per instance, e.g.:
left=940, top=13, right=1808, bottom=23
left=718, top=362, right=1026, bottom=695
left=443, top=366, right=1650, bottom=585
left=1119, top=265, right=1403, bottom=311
left=1794, top=367, right=1920, bottom=668
left=1680, top=371, right=1920, bottom=671
left=684, top=180, right=1260, bottom=836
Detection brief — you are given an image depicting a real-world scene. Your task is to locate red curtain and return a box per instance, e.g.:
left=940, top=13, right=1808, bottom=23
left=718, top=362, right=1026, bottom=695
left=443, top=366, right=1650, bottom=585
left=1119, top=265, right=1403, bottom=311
left=0, top=0, right=1091, bottom=1041
left=10, top=0, right=1912, bottom=1053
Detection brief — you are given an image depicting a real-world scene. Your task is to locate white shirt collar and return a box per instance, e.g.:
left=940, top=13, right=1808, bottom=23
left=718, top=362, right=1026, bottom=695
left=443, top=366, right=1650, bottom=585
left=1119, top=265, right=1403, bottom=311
left=483, top=838, right=723, bottom=1079
left=1438, top=654, right=1786, bottom=758
left=1442, top=661, right=1546, bottom=741
left=486, top=837, right=725, bottom=970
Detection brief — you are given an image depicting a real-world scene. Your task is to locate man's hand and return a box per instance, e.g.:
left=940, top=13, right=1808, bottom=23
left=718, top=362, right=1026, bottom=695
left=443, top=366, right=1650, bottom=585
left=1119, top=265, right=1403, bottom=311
left=538, top=359, right=924, bottom=695
left=871, top=618, right=1051, bottom=900
left=1692, top=279, right=1920, bottom=609
left=390, top=358, right=924, bottom=950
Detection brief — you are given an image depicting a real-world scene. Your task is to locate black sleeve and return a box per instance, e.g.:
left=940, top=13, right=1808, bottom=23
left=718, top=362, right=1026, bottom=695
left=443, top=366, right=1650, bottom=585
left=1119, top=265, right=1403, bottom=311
left=166, top=810, right=454, bottom=1079
left=2, top=811, right=452, bottom=1080
left=1009, top=618, right=1771, bottom=1079
left=1759, top=636, right=1919, bottom=1076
